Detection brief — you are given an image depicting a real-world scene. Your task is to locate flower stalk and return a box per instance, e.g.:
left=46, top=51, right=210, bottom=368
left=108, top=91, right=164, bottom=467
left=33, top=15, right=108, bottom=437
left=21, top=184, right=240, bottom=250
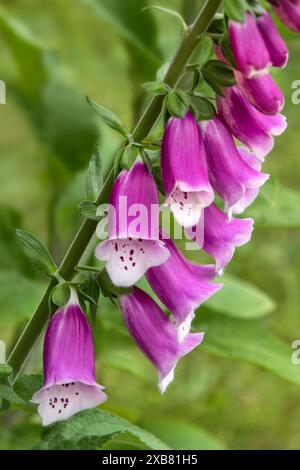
left=8, top=0, right=223, bottom=381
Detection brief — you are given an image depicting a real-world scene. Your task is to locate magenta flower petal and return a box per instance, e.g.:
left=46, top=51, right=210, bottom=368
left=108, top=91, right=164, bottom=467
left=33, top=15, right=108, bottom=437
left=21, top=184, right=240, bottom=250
left=229, top=13, right=271, bottom=78
left=119, top=287, right=204, bottom=393
left=272, top=0, right=300, bottom=33
left=95, top=160, right=169, bottom=287
left=188, top=204, right=254, bottom=273
left=32, top=289, right=107, bottom=426
left=256, top=11, right=289, bottom=67
left=146, top=233, right=222, bottom=342
left=235, top=71, right=284, bottom=115
left=108, top=159, right=159, bottom=240
left=217, top=86, right=287, bottom=159
left=161, top=111, right=214, bottom=227
left=203, top=116, right=269, bottom=215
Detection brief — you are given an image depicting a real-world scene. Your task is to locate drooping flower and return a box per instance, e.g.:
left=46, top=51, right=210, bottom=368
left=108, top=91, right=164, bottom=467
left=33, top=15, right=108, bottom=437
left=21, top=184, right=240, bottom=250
left=214, top=44, right=284, bottom=116
left=228, top=12, right=271, bottom=78
left=235, top=71, right=284, bottom=115
left=188, top=204, right=254, bottom=274
left=256, top=10, right=289, bottom=68
left=217, top=86, right=287, bottom=159
left=32, top=288, right=107, bottom=426
left=202, top=116, right=269, bottom=216
left=119, top=287, right=204, bottom=393
left=146, top=232, right=222, bottom=342
left=96, top=159, right=169, bottom=287
left=161, top=111, right=214, bottom=228
left=270, top=0, right=300, bottom=33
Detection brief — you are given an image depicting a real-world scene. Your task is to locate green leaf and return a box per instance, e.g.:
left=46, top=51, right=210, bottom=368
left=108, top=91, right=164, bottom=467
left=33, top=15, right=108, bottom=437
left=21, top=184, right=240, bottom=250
left=202, top=60, right=235, bottom=96
left=85, top=272, right=101, bottom=328
left=100, top=431, right=154, bottom=450
left=143, top=6, right=188, bottom=33
left=206, top=275, right=276, bottom=318
left=86, top=146, right=103, bottom=201
left=142, top=81, right=169, bottom=96
left=248, top=180, right=300, bottom=228
left=224, top=0, right=248, bottom=23
left=78, top=201, right=100, bottom=221
left=0, top=384, right=26, bottom=406
left=87, top=96, right=130, bottom=137
left=16, top=229, right=57, bottom=277
left=14, top=374, right=43, bottom=402
left=35, top=409, right=170, bottom=450
left=141, top=419, right=225, bottom=450
left=196, top=312, right=300, bottom=387
left=0, top=270, right=45, bottom=324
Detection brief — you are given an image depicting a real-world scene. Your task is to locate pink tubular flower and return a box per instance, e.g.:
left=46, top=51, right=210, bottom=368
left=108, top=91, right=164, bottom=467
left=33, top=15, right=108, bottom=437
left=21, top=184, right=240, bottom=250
left=96, top=159, right=169, bottom=287
left=217, top=86, right=287, bottom=160
left=161, top=111, right=214, bottom=228
left=119, top=287, right=204, bottom=393
left=270, top=0, right=300, bottom=33
left=256, top=11, right=289, bottom=68
left=229, top=13, right=271, bottom=78
left=202, top=116, right=269, bottom=216
left=31, top=289, right=107, bottom=426
left=146, top=233, right=222, bottom=342
left=235, top=71, right=284, bottom=116
left=188, top=204, right=254, bottom=274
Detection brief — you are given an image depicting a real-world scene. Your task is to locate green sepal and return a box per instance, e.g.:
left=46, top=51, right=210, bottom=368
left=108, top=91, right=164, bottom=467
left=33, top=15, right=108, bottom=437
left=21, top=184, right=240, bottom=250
left=202, top=59, right=235, bottom=96
left=96, top=269, right=133, bottom=299
left=78, top=200, right=100, bottom=221
left=142, top=81, right=169, bottom=96
left=224, top=0, right=248, bottom=23
left=190, top=94, right=216, bottom=121
left=165, top=90, right=190, bottom=118
left=121, top=144, right=139, bottom=170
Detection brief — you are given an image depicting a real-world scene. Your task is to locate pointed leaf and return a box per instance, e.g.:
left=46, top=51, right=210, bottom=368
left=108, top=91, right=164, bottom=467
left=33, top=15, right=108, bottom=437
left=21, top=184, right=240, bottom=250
left=87, top=96, right=130, bottom=137
left=16, top=229, right=57, bottom=276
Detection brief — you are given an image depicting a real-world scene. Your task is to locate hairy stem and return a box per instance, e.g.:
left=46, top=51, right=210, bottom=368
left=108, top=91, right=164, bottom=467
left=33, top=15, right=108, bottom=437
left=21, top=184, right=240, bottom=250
left=8, top=0, right=223, bottom=380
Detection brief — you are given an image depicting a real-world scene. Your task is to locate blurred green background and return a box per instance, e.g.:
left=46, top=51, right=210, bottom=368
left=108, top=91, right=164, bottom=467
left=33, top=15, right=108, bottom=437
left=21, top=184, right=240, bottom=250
left=0, top=0, right=300, bottom=450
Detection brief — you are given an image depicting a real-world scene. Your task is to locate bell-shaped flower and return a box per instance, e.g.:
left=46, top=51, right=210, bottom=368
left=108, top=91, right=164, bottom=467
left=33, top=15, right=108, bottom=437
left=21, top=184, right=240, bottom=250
left=202, top=116, right=269, bottom=216
left=271, top=0, right=300, bottom=33
left=161, top=111, right=214, bottom=228
left=217, top=86, right=287, bottom=159
left=256, top=11, right=289, bottom=67
left=188, top=204, right=254, bottom=274
left=96, top=160, right=169, bottom=287
left=119, top=287, right=204, bottom=393
left=229, top=12, right=271, bottom=78
left=146, top=233, right=222, bottom=342
left=31, top=288, right=107, bottom=426
left=235, top=71, right=284, bottom=115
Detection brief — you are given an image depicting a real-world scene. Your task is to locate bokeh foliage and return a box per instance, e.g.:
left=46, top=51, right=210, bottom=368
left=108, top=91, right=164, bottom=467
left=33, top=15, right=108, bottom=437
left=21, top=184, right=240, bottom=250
left=0, top=0, right=300, bottom=450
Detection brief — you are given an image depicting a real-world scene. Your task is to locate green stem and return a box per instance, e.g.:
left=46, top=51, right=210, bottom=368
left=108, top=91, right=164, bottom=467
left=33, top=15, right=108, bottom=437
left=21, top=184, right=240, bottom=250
left=8, top=0, right=223, bottom=381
